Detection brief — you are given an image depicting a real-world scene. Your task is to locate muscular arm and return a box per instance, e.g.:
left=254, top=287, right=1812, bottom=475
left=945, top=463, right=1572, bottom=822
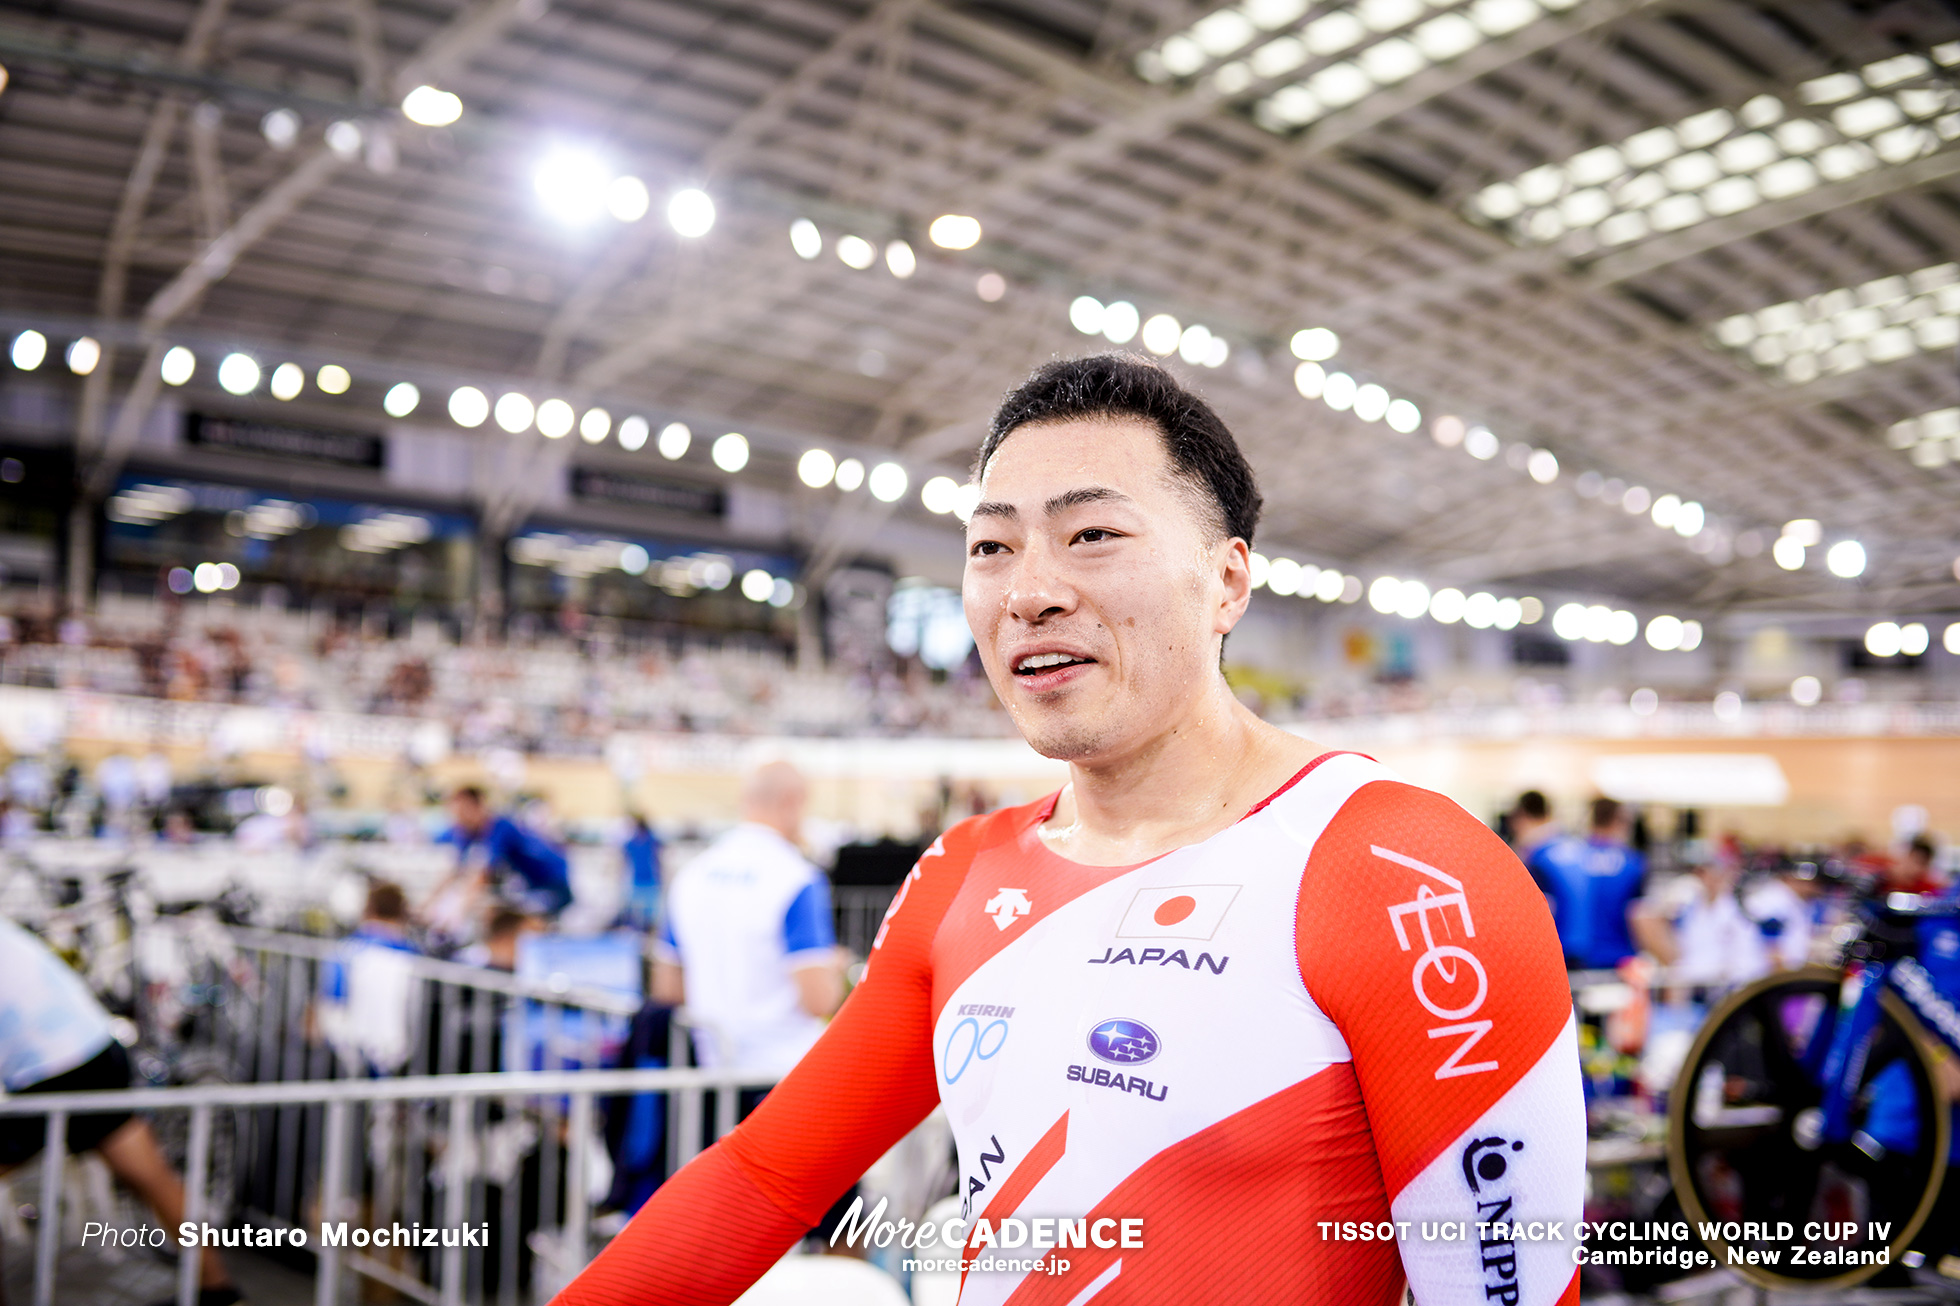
left=1297, top=782, right=1584, bottom=1306
left=553, top=842, right=967, bottom=1306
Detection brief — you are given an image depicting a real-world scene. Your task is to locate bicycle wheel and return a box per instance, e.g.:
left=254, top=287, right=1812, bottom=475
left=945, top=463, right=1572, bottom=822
left=1668, top=966, right=1950, bottom=1290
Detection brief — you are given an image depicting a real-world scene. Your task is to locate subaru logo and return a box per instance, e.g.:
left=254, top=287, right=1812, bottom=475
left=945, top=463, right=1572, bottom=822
left=1088, top=1018, right=1160, bottom=1065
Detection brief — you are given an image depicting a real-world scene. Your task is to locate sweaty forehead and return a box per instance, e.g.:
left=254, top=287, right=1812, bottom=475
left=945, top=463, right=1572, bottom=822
left=980, top=416, right=1224, bottom=539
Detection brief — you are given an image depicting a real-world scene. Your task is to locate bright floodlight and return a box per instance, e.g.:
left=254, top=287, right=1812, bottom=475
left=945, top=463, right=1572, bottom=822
left=1293, top=362, right=1325, bottom=398
left=798, top=449, right=836, bottom=488
left=657, top=422, right=690, bottom=459
left=1385, top=399, right=1421, bottom=433
left=740, top=569, right=774, bottom=602
left=1946, top=621, right=1960, bottom=654
left=1352, top=383, right=1389, bottom=423
left=868, top=461, right=908, bottom=503
left=1429, top=587, right=1466, bottom=623
left=1322, top=372, right=1357, bottom=411
left=494, top=392, right=535, bottom=433
left=769, top=578, right=794, bottom=608
left=1607, top=609, right=1638, bottom=645
left=921, top=476, right=960, bottom=514
left=953, top=483, right=981, bottom=521
left=1674, top=501, right=1705, bottom=537
left=1140, top=314, right=1181, bottom=356
left=711, top=432, right=749, bottom=472
left=401, top=85, right=462, bottom=127
left=1527, top=449, right=1559, bottom=484
left=1178, top=323, right=1213, bottom=366
left=1551, top=602, right=1587, bottom=640
left=1464, top=425, right=1499, bottom=460
left=1101, top=301, right=1140, bottom=344
left=619, top=544, right=649, bottom=575
left=1650, top=493, right=1680, bottom=529
left=885, top=240, right=917, bottom=278
left=536, top=398, right=575, bottom=439
left=790, top=219, right=822, bottom=260
left=316, top=364, right=350, bottom=394
left=1865, top=621, right=1902, bottom=657
left=1645, top=614, right=1684, bottom=650
left=325, top=120, right=362, bottom=158
left=1900, top=622, right=1930, bottom=656
left=383, top=382, right=420, bottom=417
left=1462, top=591, right=1497, bottom=627
left=836, top=235, right=875, bottom=269
left=535, top=149, right=612, bottom=225
left=1266, top=557, right=1302, bottom=596
left=667, top=188, right=715, bottom=237
left=270, top=362, right=304, bottom=400
left=606, top=176, right=649, bottom=222
left=1394, top=580, right=1430, bottom=621
left=1070, top=296, right=1105, bottom=335
left=1247, top=552, right=1270, bottom=590
left=1315, top=569, right=1347, bottom=603
left=66, top=337, right=100, bottom=375
left=928, top=214, right=982, bottom=249
left=1290, top=327, right=1339, bottom=361
left=1771, top=535, right=1805, bottom=570
left=9, top=330, right=47, bottom=370
left=193, top=562, right=221, bottom=593
left=218, top=352, right=260, bottom=395
left=579, top=408, right=611, bottom=443
left=834, top=457, right=865, bottom=491
left=160, top=346, right=196, bottom=385
left=1790, top=675, right=1822, bottom=706
left=448, top=386, right=488, bottom=427
left=1826, top=539, right=1866, bottom=578
left=261, top=108, right=300, bottom=150
left=617, top=416, right=649, bottom=451
left=1368, top=576, right=1400, bottom=614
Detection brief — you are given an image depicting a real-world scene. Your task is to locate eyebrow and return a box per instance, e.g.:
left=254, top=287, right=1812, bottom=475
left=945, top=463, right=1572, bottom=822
left=967, top=485, right=1134, bottom=524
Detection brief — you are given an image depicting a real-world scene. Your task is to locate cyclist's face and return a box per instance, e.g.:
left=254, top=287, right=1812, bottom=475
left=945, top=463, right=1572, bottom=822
left=962, top=416, right=1250, bottom=764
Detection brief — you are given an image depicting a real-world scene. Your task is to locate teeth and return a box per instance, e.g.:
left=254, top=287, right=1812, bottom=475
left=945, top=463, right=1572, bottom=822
left=1018, top=652, right=1077, bottom=671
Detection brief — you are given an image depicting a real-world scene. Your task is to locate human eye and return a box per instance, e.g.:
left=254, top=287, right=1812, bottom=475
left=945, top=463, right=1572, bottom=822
left=968, top=538, right=1008, bottom=557
left=1072, top=527, right=1123, bottom=545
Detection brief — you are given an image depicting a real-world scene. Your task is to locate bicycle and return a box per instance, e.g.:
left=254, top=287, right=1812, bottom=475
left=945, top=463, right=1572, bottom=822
left=1668, top=889, right=1960, bottom=1291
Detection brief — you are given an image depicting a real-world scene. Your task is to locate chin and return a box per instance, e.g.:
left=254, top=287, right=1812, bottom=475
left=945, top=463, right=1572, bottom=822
left=1013, top=713, right=1109, bottom=763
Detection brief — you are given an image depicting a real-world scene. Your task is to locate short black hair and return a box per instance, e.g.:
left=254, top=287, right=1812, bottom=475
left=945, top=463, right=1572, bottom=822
left=977, top=353, right=1262, bottom=545
left=1514, top=790, right=1549, bottom=820
left=1590, top=797, right=1623, bottom=830
left=451, top=784, right=486, bottom=806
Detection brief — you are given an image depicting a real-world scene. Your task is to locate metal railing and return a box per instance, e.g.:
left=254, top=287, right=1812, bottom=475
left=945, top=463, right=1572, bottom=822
left=0, top=1065, right=775, bottom=1306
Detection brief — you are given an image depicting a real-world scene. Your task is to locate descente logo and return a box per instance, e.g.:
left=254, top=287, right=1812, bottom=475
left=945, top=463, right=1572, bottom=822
left=829, top=1196, right=1144, bottom=1252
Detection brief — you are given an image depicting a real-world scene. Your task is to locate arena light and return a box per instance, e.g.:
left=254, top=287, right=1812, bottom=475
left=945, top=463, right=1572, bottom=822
left=1293, top=362, right=1325, bottom=398
left=1472, top=46, right=1960, bottom=256
left=618, top=416, right=649, bottom=450
left=665, top=187, right=715, bottom=237
left=1100, top=301, right=1140, bottom=344
left=160, top=346, right=195, bottom=385
left=1352, top=383, right=1390, bottom=422
left=1790, top=674, right=1822, bottom=706
left=1140, top=313, right=1182, bottom=355
left=657, top=421, right=689, bottom=459
left=1385, top=399, right=1421, bottom=433
left=494, top=392, right=535, bottom=434
left=976, top=272, right=1007, bottom=302
left=400, top=85, right=462, bottom=127
left=1526, top=449, right=1558, bottom=483
left=448, top=386, right=488, bottom=427
left=1248, top=551, right=1271, bottom=589
left=790, top=219, right=823, bottom=260
left=1494, top=597, right=1523, bottom=629
left=1946, top=621, right=1960, bottom=654
left=1713, top=259, right=1960, bottom=385
left=1900, top=621, right=1930, bottom=655
left=836, top=235, right=876, bottom=269
left=885, top=239, right=917, bottom=278
left=579, top=408, right=611, bottom=443
left=1645, top=614, right=1684, bottom=650
left=261, top=108, right=300, bottom=150
left=1070, top=296, right=1106, bottom=334
left=66, top=337, right=101, bottom=375
left=1551, top=602, right=1586, bottom=640
left=9, top=329, right=46, bottom=370
left=1266, top=556, right=1302, bottom=595
left=1679, top=619, right=1703, bottom=651
left=1826, top=539, right=1867, bottom=578
left=1462, top=590, right=1498, bottom=628
left=106, top=483, right=193, bottom=524
left=1886, top=404, right=1960, bottom=468
left=536, top=398, right=575, bottom=439
left=740, top=569, right=774, bottom=602
left=218, top=353, right=260, bottom=395
left=834, top=457, right=865, bottom=491
left=1865, top=620, right=1903, bottom=657
left=383, top=382, right=420, bottom=418
left=711, top=432, right=749, bottom=472
left=1393, top=579, right=1430, bottom=620
left=317, top=364, right=351, bottom=394
left=1322, top=371, right=1357, bottom=411
left=921, top=476, right=961, bottom=514
left=928, top=214, right=982, bottom=249
left=341, top=511, right=433, bottom=554
left=1368, top=576, right=1401, bottom=614
left=1607, top=609, right=1638, bottom=645
left=535, top=148, right=612, bottom=225
left=953, top=483, right=981, bottom=521
left=325, top=121, right=362, bottom=158
left=868, top=461, right=908, bottom=502
left=1463, top=425, right=1498, bottom=459
left=1314, top=568, right=1346, bottom=602
left=1772, top=534, right=1805, bottom=570
left=799, top=449, right=836, bottom=488
left=1429, top=586, right=1466, bottom=623
left=1674, top=501, right=1705, bottom=537
left=1629, top=687, right=1659, bottom=715
left=1290, top=327, right=1339, bottom=361
left=602, top=176, right=647, bottom=223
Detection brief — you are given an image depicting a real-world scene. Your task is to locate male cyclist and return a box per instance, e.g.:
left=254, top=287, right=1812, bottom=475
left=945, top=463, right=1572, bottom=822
left=557, top=354, right=1583, bottom=1305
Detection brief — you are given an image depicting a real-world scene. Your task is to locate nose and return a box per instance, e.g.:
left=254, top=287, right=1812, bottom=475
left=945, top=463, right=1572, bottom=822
left=1002, top=535, right=1075, bottom=626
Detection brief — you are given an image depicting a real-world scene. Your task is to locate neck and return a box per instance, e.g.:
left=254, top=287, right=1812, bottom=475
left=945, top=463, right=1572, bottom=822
left=1044, top=682, right=1318, bottom=865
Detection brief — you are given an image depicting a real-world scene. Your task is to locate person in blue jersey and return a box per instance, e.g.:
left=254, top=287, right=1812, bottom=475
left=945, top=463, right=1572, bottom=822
left=435, top=784, right=574, bottom=918
left=617, top=814, right=662, bottom=933
left=1526, top=796, right=1647, bottom=970
left=651, top=761, right=843, bottom=1080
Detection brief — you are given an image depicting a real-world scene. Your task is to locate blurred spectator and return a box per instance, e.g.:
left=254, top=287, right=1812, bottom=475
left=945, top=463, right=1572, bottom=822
left=1526, top=797, right=1647, bottom=970
left=160, top=807, right=199, bottom=844
left=1632, top=850, right=1808, bottom=985
left=0, top=918, right=238, bottom=1303
left=1887, top=835, right=1947, bottom=896
left=618, top=814, right=662, bottom=933
left=653, top=761, right=843, bottom=1078
left=1506, top=789, right=1558, bottom=858
left=431, top=784, right=573, bottom=920
left=459, top=906, right=542, bottom=972
left=318, top=881, right=421, bottom=1073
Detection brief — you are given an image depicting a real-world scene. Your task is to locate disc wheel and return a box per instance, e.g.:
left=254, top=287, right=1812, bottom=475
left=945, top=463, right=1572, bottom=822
left=1668, top=966, right=1950, bottom=1290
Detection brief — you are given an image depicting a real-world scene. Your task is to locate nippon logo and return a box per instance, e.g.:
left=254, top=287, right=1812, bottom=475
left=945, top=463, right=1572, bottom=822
left=984, top=888, right=1032, bottom=931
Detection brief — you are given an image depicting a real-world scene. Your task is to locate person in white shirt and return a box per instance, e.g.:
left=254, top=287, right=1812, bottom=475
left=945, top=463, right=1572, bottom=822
left=0, top=917, right=237, bottom=1304
left=652, top=762, right=844, bottom=1077
left=1633, top=849, right=1811, bottom=987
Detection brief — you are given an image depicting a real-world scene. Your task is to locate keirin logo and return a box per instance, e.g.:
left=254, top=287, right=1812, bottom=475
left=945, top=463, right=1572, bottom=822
left=942, top=1016, right=1009, bottom=1084
left=1374, top=844, right=1498, bottom=1080
left=984, top=887, right=1032, bottom=931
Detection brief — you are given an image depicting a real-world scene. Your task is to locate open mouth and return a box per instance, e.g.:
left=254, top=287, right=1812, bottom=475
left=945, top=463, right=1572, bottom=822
left=1013, top=652, right=1096, bottom=676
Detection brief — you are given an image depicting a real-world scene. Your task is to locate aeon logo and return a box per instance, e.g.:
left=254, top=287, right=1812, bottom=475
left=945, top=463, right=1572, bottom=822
left=1087, top=1018, right=1160, bottom=1065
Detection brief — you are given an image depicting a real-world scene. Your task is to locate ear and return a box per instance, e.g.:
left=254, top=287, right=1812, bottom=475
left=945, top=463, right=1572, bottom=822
left=1214, top=537, right=1252, bottom=636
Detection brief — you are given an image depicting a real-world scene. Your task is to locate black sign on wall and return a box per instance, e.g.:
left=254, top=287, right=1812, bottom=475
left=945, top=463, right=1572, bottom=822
left=572, top=468, right=724, bottom=517
left=186, top=414, right=385, bottom=469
